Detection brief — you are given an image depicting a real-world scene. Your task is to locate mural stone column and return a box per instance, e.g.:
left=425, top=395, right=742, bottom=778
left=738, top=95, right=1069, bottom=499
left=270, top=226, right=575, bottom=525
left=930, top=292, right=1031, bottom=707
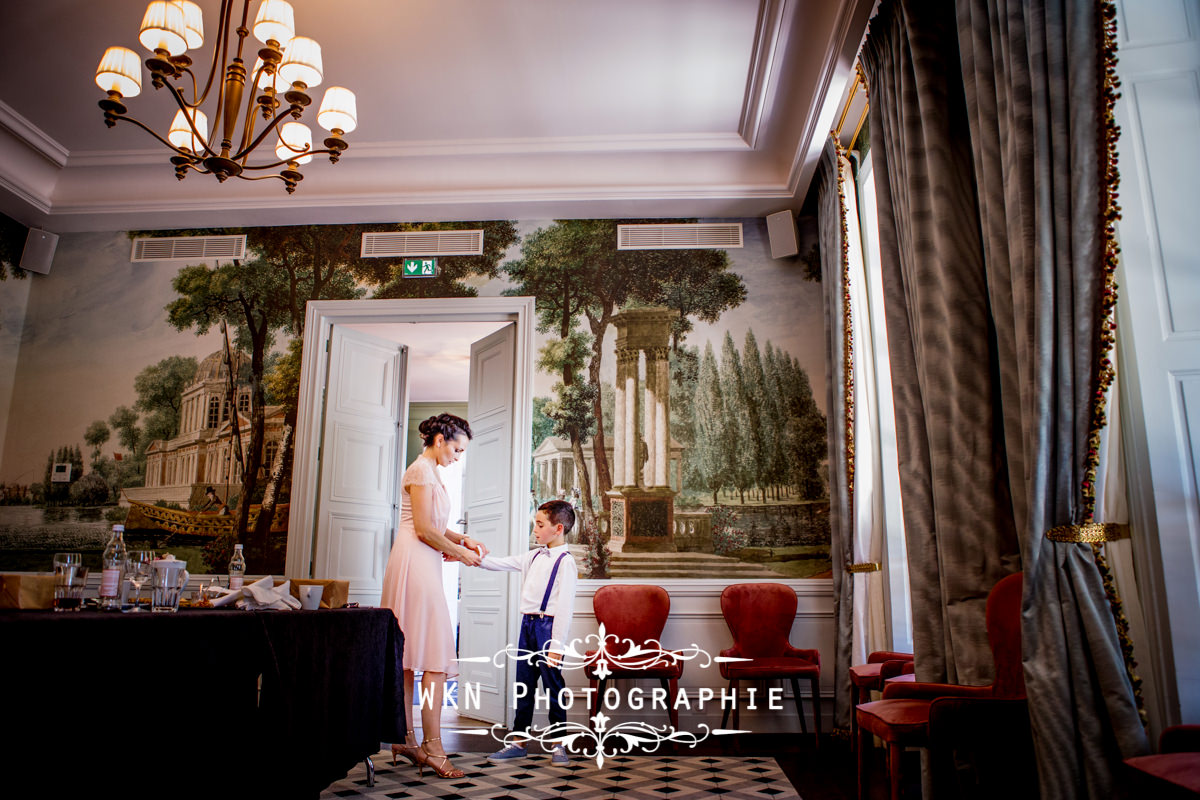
left=651, top=345, right=670, bottom=488
left=613, top=348, right=628, bottom=487
left=606, top=307, right=679, bottom=554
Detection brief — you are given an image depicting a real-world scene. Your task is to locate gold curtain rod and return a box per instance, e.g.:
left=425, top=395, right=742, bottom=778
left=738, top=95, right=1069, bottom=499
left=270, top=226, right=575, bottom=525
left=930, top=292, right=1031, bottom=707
left=833, top=63, right=869, bottom=145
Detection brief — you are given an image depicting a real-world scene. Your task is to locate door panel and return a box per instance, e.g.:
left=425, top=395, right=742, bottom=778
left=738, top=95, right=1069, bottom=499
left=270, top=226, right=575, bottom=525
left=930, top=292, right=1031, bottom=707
left=459, top=323, right=516, bottom=724
left=314, top=326, right=406, bottom=606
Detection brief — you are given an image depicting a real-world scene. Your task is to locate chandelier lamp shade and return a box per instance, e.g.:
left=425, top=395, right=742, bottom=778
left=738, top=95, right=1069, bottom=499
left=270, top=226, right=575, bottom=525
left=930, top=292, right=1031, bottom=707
left=94, top=0, right=357, bottom=193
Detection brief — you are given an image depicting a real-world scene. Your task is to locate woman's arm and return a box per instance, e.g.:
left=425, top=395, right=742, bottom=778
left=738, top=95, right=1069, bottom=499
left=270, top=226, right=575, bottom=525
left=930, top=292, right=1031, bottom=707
left=409, top=484, right=481, bottom=566
left=444, top=529, right=490, bottom=557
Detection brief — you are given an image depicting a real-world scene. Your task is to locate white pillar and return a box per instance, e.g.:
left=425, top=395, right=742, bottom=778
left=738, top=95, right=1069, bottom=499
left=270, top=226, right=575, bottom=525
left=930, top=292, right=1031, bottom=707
left=624, top=350, right=639, bottom=488
left=613, top=350, right=626, bottom=487
left=654, top=347, right=669, bottom=488
left=644, top=347, right=657, bottom=489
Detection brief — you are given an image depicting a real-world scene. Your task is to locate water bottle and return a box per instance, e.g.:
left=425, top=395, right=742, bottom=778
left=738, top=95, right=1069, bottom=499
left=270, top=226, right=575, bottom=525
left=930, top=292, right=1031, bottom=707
left=99, top=524, right=127, bottom=611
left=228, top=543, right=246, bottom=591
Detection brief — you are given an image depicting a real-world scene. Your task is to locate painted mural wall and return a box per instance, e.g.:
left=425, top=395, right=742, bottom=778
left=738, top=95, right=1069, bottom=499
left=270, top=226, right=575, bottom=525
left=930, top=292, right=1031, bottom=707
left=0, top=218, right=829, bottom=579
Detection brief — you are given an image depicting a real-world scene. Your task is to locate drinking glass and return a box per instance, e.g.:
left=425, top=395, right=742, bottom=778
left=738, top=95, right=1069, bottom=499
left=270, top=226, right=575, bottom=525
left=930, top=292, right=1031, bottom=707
left=125, top=550, right=154, bottom=611
left=52, top=552, right=87, bottom=612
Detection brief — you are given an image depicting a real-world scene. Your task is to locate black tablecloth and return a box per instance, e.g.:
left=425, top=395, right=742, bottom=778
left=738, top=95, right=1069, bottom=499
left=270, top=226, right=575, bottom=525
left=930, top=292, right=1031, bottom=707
left=0, top=607, right=405, bottom=798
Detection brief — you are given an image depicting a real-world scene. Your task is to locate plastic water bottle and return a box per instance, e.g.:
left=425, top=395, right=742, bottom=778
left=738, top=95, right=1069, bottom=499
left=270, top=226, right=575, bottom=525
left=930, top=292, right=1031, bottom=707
left=228, top=543, right=246, bottom=590
left=99, top=524, right=127, bottom=611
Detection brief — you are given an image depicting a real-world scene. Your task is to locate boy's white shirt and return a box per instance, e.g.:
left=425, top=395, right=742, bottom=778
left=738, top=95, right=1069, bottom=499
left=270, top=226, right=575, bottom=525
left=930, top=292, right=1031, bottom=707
left=478, top=542, right=577, bottom=655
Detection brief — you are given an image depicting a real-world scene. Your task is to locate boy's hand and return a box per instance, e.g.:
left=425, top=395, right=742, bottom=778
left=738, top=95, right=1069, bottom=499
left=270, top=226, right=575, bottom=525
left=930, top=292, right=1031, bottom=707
left=547, top=652, right=562, bottom=667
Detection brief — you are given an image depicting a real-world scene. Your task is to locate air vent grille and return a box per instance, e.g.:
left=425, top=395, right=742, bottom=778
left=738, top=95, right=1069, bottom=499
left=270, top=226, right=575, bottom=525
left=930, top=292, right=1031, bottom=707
left=361, top=230, right=485, bottom=257
left=617, top=223, right=744, bottom=250
left=131, top=235, right=247, bottom=262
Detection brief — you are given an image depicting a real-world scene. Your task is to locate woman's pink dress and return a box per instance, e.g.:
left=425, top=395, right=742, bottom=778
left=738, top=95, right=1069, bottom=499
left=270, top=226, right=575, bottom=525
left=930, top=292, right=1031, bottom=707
left=380, top=454, right=457, bottom=676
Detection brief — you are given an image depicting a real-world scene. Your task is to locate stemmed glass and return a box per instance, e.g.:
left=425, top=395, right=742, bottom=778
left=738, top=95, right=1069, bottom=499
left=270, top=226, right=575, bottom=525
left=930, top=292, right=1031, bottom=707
left=125, top=550, right=154, bottom=611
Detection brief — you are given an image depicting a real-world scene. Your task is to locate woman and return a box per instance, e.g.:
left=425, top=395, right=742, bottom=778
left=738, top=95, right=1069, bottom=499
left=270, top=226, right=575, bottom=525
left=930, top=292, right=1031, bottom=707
left=381, top=413, right=487, bottom=779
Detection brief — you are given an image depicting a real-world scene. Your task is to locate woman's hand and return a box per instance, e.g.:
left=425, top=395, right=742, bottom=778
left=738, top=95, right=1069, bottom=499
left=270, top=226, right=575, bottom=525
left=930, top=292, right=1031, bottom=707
left=461, top=536, right=489, bottom=558
left=455, top=544, right=482, bottom=567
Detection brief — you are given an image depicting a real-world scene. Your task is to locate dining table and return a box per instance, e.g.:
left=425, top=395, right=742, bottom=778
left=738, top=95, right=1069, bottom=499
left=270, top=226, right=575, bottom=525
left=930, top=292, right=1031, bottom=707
left=0, top=606, right=406, bottom=799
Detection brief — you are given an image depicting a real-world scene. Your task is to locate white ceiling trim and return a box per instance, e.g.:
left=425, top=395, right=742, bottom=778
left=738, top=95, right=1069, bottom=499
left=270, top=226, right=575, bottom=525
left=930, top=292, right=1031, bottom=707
left=739, top=0, right=787, bottom=150
left=0, top=100, right=68, bottom=168
left=0, top=170, right=52, bottom=215
left=66, top=131, right=754, bottom=168
left=782, top=0, right=876, bottom=198
left=48, top=181, right=800, bottom=218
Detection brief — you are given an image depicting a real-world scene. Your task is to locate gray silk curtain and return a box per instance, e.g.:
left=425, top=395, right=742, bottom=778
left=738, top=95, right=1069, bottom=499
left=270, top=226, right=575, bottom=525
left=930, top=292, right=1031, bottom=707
left=817, top=141, right=855, bottom=732
left=861, top=0, right=1148, bottom=794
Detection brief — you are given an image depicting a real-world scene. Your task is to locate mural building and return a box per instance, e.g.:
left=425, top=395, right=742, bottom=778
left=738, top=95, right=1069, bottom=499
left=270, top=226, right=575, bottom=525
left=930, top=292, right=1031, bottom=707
left=0, top=218, right=829, bottom=580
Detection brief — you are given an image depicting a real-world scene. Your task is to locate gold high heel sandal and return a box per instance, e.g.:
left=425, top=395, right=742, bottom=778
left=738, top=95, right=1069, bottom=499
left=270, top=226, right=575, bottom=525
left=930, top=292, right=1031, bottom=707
left=417, top=737, right=465, bottom=779
left=391, top=742, right=421, bottom=768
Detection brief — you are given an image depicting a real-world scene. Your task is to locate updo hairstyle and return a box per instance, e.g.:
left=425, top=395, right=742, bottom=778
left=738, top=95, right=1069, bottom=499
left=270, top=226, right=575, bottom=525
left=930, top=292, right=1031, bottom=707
left=419, top=413, right=473, bottom=447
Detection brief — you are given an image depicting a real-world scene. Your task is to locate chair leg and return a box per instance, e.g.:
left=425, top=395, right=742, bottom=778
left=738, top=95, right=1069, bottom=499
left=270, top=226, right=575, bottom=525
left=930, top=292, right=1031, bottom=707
left=850, top=683, right=860, bottom=756
left=886, top=742, right=903, bottom=800
left=810, top=676, right=821, bottom=747
left=857, top=713, right=870, bottom=800
left=662, top=678, right=680, bottom=729
left=790, top=678, right=807, bottom=734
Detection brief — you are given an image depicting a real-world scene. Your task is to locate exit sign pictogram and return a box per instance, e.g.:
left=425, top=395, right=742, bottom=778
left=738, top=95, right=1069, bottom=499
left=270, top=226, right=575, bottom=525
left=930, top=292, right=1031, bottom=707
left=402, top=258, right=438, bottom=277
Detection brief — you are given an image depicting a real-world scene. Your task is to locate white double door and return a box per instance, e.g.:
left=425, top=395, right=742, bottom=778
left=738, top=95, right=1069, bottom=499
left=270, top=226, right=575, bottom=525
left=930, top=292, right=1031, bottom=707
left=312, top=323, right=517, bottom=724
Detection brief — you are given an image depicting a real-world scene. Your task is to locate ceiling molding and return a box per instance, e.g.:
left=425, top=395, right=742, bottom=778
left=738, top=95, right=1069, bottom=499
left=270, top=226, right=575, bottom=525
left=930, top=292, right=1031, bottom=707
left=783, top=0, right=876, bottom=198
left=67, top=131, right=753, bottom=168
left=738, top=0, right=787, bottom=149
left=0, top=100, right=68, bottom=168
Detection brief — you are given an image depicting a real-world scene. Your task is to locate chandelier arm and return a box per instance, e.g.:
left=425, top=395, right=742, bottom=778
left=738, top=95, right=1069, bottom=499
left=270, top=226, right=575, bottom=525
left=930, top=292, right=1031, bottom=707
left=234, top=148, right=342, bottom=172
left=191, top=0, right=237, bottom=109
left=107, top=112, right=202, bottom=159
left=230, top=108, right=296, bottom=162
left=159, top=79, right=219, bottom=158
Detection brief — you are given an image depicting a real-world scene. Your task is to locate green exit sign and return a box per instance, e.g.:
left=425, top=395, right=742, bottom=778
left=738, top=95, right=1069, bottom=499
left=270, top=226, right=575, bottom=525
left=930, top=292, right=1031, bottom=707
left=402, top=257, right=438, bottom=278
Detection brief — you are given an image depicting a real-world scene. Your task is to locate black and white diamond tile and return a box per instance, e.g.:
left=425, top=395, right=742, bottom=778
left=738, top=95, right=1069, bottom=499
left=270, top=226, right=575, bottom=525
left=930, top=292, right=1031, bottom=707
left=322, top=752, right=801, bottom=800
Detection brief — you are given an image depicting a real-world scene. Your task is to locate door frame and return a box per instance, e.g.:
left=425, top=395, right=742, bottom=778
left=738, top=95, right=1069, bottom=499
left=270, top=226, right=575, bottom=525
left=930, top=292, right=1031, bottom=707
left=286, top=296, right=537, bottom=582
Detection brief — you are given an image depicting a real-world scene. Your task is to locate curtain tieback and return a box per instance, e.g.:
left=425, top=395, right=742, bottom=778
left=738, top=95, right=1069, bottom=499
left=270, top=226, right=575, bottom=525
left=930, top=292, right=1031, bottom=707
left=846, top=562, right=881, bottom=574
left=1044, top=523, right=1130, bottom=543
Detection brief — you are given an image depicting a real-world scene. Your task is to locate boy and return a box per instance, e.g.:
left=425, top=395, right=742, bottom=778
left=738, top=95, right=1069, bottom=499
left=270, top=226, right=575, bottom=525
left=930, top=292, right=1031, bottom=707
left=480, top=500, right=579, bottom=765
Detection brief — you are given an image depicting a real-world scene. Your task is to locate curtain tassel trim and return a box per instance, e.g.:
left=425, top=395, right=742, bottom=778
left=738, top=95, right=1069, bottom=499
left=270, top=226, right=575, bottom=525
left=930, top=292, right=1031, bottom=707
left=1070, top=0, right=1147, bottom=726
left=832, top=136, right=855, bottom=507
left=846, top=562, right=881, bottom=574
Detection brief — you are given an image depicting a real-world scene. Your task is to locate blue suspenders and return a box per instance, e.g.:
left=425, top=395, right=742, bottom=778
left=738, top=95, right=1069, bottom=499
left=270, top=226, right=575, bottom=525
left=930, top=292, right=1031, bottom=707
left=534, top=550, right=569, bottom=614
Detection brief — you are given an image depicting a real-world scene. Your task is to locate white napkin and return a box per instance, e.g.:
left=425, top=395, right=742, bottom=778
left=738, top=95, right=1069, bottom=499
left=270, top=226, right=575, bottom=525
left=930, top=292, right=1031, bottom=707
left=209, top=575, right=301, bottom=610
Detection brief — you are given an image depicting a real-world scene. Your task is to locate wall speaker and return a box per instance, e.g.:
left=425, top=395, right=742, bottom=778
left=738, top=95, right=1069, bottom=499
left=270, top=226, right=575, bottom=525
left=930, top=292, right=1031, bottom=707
left=19, top=229, right=58, bottom=275
left=765, top=210, right=799, bottom=259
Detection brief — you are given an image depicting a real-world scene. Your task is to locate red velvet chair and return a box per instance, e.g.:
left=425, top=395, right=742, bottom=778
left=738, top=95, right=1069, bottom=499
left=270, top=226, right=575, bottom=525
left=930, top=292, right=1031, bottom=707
left=856, top=572, right=1025, bottom=800
left=849, top=651, right=913, bottom=755
left=1124, top=725, right=1200, bottom=798
left=718, top=583, right=821, bottom=744
left=584, top=584, right=684, bottom=729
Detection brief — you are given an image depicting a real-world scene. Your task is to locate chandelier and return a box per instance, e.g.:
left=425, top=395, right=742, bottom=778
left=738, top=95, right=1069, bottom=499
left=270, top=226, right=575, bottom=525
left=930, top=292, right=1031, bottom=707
left=94, top=0, right=357, bottom=193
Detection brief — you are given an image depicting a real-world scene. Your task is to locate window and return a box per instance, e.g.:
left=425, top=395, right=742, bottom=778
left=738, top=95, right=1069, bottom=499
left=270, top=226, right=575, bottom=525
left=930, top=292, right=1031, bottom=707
left=238, top=392, right=250, bottom=414
left=207, top=397, right=221, bottom=429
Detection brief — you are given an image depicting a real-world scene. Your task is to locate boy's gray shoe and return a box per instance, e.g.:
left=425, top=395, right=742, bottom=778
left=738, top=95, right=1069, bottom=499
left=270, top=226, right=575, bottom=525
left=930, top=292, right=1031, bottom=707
left=550, top=744, right=569, bottom=765
left=488, top=743, right=529, bottom=762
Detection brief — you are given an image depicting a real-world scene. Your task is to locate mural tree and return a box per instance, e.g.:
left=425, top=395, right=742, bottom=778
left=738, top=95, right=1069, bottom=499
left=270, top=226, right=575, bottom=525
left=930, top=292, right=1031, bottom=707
left=133, top=356, right=198, bottom=442
left=503, top=220, right=746, bottom=506
left=147, top=221, right=518, bottom=561
left=692, top=341, right=728, bottom=504
left=0, top=212, right=28, bottom=280
left=166, top=256, right=295, bottom=556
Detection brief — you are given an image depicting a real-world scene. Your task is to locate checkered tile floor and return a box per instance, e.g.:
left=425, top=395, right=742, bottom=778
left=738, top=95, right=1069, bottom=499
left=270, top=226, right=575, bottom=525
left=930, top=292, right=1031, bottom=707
left=322, top=751, right=801, bottom=799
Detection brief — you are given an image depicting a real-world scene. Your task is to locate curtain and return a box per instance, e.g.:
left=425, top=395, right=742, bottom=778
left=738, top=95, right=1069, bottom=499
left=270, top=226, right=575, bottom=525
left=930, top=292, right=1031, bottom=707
left=862, top=0, right=1019, bottom=690
left=817, top=140, right=855, bottom=732
left=844, top=152, right=890, bottom=671
left=862, top=0, right=1149, bottom=794
left=955, top=0, right=1148, bottom=792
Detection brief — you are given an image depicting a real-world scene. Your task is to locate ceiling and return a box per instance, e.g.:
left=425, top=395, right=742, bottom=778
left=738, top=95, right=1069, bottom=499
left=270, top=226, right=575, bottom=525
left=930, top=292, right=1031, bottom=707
left=0, top=0, right=874, bottom=233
